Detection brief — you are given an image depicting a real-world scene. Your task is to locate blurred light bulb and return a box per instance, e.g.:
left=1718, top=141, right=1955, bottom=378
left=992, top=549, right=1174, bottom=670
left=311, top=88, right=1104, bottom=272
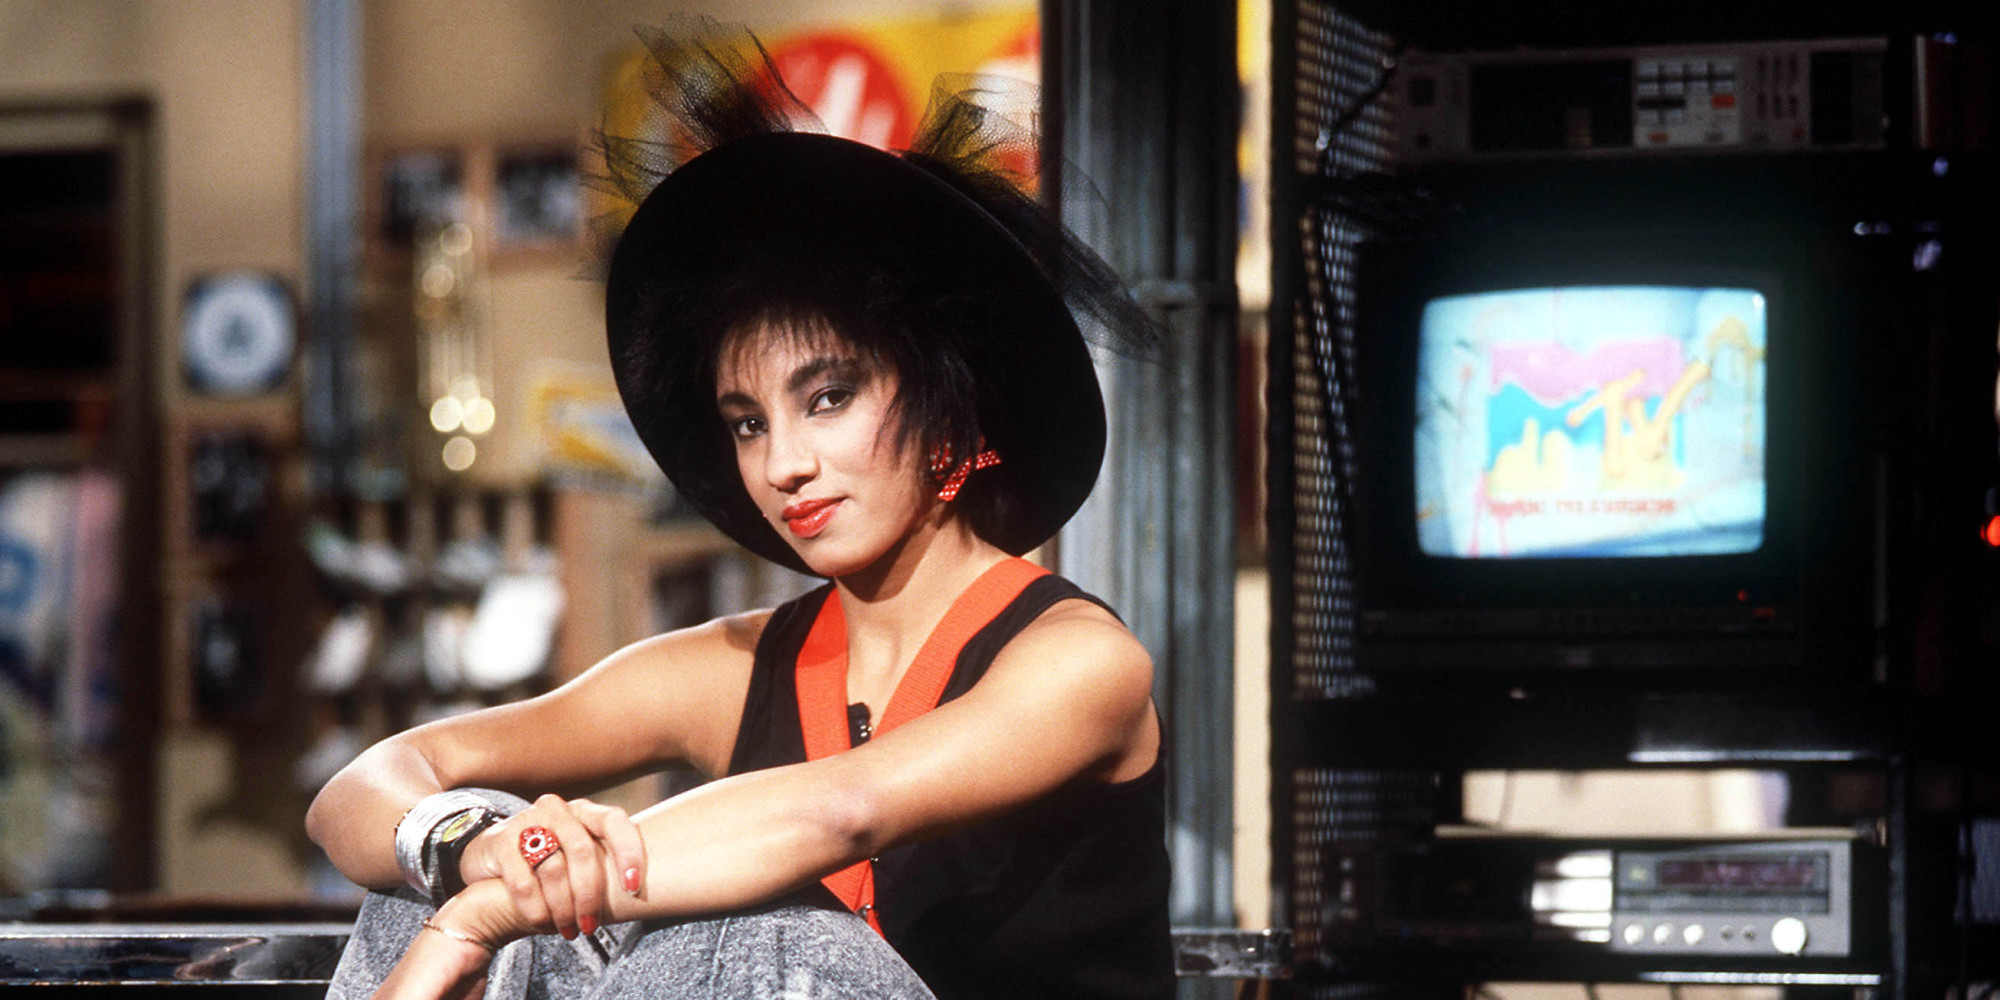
left=442, top=435, right=477, bottom=472
left=421, top=263, right=457, bottom=299
left=440, top=222, right=475, bottom=256
left=430, top=395, right=465, bottom=433
left=462, top=396, right=496, bottom=435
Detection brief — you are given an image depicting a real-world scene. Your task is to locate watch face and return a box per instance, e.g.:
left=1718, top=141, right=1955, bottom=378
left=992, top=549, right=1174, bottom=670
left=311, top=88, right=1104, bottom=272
left=183, top=273, right=296, bottom=395
left=436, top=809, right=487, bottom=844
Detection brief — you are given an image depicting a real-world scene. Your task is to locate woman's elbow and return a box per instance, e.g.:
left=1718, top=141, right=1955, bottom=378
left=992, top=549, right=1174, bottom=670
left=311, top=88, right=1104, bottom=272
left=809, top=763, right=888, bottom=861
left=303, top=783, right=341, bottom=848
left=302, top=795, right=324, bottom=846
left=302, top=737, right=420, bottom=851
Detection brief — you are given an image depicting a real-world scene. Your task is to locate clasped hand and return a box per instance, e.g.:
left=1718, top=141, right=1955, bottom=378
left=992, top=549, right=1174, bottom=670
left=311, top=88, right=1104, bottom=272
left=374, top=794, right=648, bottom=1000
left=459, top=793, right=649, bottom=942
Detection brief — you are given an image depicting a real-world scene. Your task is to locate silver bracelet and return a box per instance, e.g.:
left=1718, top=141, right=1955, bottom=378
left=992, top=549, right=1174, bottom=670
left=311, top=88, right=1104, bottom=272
left=394, top=789, right=501, bottom=897
left=423, top=917, right=495, bottom=954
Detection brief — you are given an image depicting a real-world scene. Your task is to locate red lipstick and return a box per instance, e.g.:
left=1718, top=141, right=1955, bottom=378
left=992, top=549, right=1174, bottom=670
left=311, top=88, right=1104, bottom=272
left=782, top=498, right=841, bottom=538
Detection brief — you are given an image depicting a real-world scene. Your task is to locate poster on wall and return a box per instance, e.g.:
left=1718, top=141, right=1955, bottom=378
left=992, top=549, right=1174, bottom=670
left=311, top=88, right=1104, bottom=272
left=595, top=8, right=1040, bottom=232
left=526, top=362, right=663, bottom=491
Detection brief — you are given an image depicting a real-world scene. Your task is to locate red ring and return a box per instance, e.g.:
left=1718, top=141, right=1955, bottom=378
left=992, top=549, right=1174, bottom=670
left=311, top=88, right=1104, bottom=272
left=519, top=825, right=559, bottom=868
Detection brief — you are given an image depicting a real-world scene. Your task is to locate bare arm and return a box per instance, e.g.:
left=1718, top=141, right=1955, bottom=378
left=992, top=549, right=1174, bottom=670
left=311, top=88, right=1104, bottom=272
left=304, top=612, right=763, bottom=889
left=436, top=599, right=1158, bottom=939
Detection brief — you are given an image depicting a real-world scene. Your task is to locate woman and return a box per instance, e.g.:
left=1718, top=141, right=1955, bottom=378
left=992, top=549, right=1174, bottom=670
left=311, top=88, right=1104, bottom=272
left=308, top=21, right=1169, bottom=1000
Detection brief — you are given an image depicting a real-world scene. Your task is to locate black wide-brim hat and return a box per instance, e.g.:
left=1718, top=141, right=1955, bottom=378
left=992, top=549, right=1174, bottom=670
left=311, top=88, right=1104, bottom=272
left=597, top=20, right=1155, bottom=576
left=606, top=131, right=1105, bottom=575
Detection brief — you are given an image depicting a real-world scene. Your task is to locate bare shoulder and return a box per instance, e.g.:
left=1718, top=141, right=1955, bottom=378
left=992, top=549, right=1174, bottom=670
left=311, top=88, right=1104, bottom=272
left=988, top=598, right=1154, bottom=716
left=970, top=596, right=1156, bottom=782
left=1014, top=597, right=1148, bottom=661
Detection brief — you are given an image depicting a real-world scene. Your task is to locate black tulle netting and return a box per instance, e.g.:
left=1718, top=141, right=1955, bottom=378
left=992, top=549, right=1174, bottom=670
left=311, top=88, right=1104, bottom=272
left=585, top=16, right=1159, bottom=361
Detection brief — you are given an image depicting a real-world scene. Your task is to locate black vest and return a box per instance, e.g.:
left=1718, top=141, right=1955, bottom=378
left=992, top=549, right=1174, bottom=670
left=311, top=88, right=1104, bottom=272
left=728, top=575, right=1174, bottom=1000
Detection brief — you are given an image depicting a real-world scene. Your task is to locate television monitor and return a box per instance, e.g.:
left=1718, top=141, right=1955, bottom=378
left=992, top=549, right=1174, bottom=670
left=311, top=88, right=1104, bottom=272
left=1347, top=229, right=1890, bottom=686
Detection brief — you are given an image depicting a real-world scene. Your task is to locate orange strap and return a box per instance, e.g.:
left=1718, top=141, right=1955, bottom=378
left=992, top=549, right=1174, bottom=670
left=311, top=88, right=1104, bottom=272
left=794, top=556, right=1049, bottom=933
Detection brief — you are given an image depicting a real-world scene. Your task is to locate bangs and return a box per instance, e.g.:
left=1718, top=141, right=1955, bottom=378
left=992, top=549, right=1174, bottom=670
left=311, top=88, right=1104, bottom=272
left=692, top=251, right=988, bottom=496
left=717, top=312, right=880, bottom=375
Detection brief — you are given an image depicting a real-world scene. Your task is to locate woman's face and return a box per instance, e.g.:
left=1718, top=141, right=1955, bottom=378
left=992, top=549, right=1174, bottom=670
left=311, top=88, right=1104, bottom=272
left=715, top=322, right=935, bottom=578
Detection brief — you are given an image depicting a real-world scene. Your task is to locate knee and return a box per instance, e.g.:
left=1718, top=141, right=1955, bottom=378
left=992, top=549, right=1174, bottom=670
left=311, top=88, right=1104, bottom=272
left=350, top=887, right=435, bottom=935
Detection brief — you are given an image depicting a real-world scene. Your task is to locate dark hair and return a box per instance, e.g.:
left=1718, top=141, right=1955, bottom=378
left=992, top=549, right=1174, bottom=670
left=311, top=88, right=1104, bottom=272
left=624, top=231, right=1021, bottom=548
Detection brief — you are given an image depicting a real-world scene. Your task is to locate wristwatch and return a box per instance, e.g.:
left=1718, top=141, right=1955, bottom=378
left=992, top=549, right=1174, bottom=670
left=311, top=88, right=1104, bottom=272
left=425, top=805, right=501, bottom=904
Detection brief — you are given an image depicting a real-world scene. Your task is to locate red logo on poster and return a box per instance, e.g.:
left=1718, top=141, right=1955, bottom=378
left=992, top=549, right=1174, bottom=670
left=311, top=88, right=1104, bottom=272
left=768, top=34, right=915, bottom=151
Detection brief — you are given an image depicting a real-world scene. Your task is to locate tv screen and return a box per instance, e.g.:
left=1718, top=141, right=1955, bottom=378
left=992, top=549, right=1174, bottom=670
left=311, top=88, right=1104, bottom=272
left=1414, top=285, right=1768, bottom=559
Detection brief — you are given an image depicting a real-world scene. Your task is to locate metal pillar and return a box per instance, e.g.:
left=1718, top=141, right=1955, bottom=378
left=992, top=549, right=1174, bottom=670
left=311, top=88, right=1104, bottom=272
left=303, top=0, right=362, bottom=495
left=1047, top=0, right=1243, bottom=947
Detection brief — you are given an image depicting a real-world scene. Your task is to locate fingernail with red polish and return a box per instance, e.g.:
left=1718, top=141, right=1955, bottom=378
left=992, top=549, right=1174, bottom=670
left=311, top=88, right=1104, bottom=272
left=579, top=915, right=598, bottom=935
left=561, top=926, right=577, bottom=941
left=624, top=868, right=641, bottom=894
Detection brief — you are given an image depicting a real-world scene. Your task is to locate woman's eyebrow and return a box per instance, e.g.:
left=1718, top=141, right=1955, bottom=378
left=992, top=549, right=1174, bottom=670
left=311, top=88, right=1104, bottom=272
left=715, top=355, right=868, bottom=409
left=786, top=355, right=867, bottom=395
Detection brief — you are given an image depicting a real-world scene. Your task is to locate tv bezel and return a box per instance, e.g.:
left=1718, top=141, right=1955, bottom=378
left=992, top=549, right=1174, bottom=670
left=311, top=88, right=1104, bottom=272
left=1346, top=226, right=1879, bottom=677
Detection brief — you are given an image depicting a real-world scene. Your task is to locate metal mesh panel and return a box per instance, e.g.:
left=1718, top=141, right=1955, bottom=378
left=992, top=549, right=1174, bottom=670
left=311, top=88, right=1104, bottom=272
left=1282, top=7, right=1442, bottom=991
left=1293, top=4, right=1396, bottom=175
left=1289, top=1, right=1393, bottom=699
left=1289, top=768, right=1440, bottom=956
left=1290, top=203, right=1367, bottom=700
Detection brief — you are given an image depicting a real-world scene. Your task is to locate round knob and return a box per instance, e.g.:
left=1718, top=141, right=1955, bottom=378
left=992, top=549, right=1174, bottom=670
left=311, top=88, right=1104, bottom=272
left=1770, top=917, right=1809, bottom=955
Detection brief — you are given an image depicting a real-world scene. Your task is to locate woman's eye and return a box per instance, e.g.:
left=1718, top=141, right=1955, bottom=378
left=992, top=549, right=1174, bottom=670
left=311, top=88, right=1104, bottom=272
left=808, top=387, right=853, bottom=415
left=728, top=415, right=765, bottom=439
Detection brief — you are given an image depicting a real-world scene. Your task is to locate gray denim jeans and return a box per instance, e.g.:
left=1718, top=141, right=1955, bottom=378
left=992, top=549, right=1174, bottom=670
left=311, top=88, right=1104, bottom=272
left=326, top=791, right=935, bottom=999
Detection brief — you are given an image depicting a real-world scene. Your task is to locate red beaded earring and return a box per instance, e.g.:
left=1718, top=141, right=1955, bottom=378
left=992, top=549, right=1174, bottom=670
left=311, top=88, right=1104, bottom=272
left=930, top=438, right=1002, bottom=502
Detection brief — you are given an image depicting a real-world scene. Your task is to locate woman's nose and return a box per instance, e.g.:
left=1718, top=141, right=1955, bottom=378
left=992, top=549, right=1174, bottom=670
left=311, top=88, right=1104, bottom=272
left=762, top=426, right=817, bottom=491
